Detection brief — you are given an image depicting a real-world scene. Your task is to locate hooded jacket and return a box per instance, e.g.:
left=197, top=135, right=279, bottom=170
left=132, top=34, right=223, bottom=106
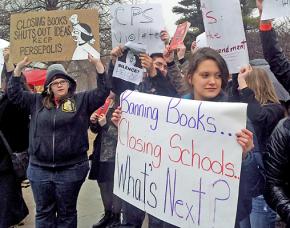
left=7, top=65, right=109, bottom=168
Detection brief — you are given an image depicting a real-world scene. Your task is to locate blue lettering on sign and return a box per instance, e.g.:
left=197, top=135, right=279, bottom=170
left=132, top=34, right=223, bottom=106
left=116, top=154, right=157, bottom=208
left=120, top=91, right=159, bottom=131
left=166, top=98, right=217, bottom=133
left=163, top=168, right=206, bottom=224
left=163, top=167, right=232, bottom=225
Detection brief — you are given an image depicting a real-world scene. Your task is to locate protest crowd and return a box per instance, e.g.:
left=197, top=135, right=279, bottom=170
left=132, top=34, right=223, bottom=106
left=1, top=0, right=290, bottom=227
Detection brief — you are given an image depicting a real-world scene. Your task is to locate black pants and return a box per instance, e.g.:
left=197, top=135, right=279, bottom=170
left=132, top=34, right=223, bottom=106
left=0, top=172, right=28, bottom=227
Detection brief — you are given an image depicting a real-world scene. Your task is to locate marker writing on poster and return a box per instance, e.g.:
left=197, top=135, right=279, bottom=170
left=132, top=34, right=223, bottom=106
left=116, top=154, right=158, bottom=208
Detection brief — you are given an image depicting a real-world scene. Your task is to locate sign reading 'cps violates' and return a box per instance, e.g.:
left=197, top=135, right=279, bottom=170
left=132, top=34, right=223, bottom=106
left=10, top=9, right=100, bottom=63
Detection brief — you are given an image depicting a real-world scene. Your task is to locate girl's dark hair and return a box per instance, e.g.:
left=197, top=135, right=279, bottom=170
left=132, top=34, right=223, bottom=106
left=187, top=47, right=229, bottom=89
left=80, top=23, right=94, bottom=42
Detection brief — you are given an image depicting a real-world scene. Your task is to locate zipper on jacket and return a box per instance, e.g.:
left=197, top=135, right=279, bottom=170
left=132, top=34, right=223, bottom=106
left=52, top=109, right=56, bottom=168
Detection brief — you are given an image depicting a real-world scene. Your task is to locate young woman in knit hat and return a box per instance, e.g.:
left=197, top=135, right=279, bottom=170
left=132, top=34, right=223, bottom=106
left=7, top=54, right=109, bottom=227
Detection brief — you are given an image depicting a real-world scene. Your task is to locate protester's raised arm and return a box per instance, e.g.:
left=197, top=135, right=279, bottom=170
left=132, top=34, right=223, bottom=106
left=13, top=57, right=30, bottom=77
left=110, top=45, right=124, bottom=66
left=7, top=57, right=36, bottom=111
left=3, top=47, right=14, bottom=74
left=176, top=43, right=186, bottom=61
left=88, top=54, right=105, bottom=74
left=160, top=30, right=170, bottom=45
left=82, top=57, right=109, bottom=115
left=164, top=45, right=187, bottom=96
left=257, top=0, right=290, bottom=93
left=139, top=53, right=157, bottom=77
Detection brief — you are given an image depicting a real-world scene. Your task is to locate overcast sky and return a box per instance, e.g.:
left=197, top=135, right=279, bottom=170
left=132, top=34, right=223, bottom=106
left=146, top=0, right=180, bottom=35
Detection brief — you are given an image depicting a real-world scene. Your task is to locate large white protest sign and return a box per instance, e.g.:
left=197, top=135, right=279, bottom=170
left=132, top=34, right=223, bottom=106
left=114, top=91, right=247, bottom=228
left=261, top=0, right=290, bottom=20
left=110, top=4, right=165, bottom=54
left=200, top=0, right=249, bottom=74
left=0, top=39, right=10, bottom=88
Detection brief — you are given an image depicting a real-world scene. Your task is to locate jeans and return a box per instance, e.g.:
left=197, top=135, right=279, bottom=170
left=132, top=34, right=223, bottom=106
left=27, top=161, right=89, bottom=228
left=250, top=195, right=276, bottom=228
left=238, top=195, right=276, bottom=228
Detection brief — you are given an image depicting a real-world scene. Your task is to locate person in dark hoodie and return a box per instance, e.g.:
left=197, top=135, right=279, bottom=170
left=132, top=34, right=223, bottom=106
left=7, top=55, right=109, bottom=228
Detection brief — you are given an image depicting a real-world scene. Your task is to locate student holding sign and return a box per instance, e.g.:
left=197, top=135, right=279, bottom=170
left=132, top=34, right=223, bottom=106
left=109, top=45, right=181, bottom=98
left=257, top=0, right=290, bottom=226
left=7, top=55, right=109, bottom=228
left=112, top=47, right=255, bottom=227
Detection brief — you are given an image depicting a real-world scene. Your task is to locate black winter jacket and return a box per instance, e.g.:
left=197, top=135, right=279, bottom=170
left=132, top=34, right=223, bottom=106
left=264, top=118, right=290, bottom=224
left=0, top=94, right=30, bottom=174
left=261, top=28, right=290, bottom=224
left=7, top=73, right=109, bottom=168
left=261, top=29, right=290, bottom=94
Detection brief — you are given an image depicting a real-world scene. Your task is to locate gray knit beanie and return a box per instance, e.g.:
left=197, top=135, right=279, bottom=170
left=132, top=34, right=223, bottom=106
left=44, top=64, right=76, bottom=92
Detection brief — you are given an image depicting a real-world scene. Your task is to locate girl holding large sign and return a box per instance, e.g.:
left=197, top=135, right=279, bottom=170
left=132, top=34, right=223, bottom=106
left=112, top=47, right=255, bottom=228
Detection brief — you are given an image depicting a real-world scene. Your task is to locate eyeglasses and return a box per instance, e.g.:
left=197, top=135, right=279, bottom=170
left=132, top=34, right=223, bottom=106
left=49, top=79, right=68, bottom=87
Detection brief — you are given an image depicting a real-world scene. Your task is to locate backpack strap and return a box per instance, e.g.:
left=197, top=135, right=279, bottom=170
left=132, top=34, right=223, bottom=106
left=0, top=130, right=13, bottom=156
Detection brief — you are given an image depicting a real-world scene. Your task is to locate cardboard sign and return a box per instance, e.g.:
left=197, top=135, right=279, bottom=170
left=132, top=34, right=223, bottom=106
left=10, top=9, right=100, bottom=63
left=200, top=0, right=249, bottom=74
left=261, top=0, right=290, bottom=20
left=113, top=49, right=144, bottom=85
left=114, top=90, right=247, bottom=227
left=169, top=21, right=191, bottom=50
left=110, top=4, right=165, bottom=54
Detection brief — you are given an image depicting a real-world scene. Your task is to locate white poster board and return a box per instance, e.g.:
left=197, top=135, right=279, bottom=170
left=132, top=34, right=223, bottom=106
left=114, top=91, right=247, bottom=228
left=200, top=0, right=249, bottom=74
left=196, top=32, right=208, bottom=48
left=261, top=0, right=290, bottom=20
left=0, top=39, right=10, bottom=88
left=110, top=4, right=165, bottom=54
